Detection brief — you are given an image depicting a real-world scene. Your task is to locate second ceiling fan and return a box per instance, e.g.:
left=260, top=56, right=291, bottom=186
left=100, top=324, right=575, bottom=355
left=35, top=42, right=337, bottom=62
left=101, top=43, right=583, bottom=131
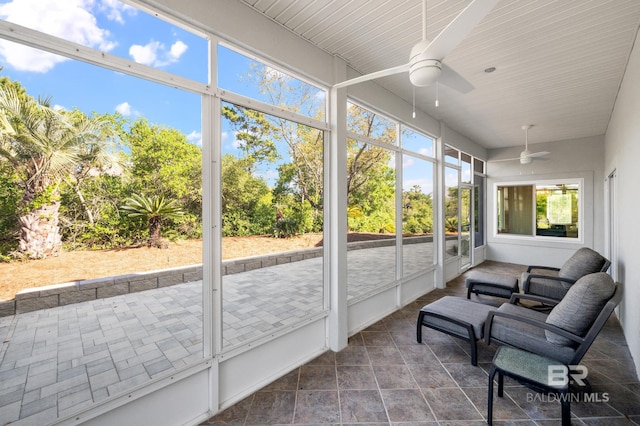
left=334, top=0, right=500, bottom=93
left=492, top=125, right=551, bottom=165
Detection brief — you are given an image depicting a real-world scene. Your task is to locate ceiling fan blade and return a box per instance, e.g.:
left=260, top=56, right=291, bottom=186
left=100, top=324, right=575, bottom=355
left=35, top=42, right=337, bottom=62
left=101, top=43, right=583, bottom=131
left=439, top=63, right=474, bottom=93
left=333, top=63, right=410, bottom=89
left=421, top=0, right=500, bottom=60
left=524, top=151, right=551, bottom=159
left=488, top=157, right=521, bottom=163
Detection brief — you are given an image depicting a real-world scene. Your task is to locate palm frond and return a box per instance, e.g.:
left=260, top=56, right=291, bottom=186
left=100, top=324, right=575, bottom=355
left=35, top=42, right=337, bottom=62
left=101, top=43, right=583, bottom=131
left=0, top=86, right=116, bottom=187
left=120, top=194, right=184, bottom=219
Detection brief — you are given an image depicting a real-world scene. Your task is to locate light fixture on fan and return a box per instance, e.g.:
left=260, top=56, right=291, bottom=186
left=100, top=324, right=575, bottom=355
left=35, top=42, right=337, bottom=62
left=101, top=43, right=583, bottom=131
left=518, top=125, right=549, bottom=164
left=409, top=40, right=442, bottom=87
left=409, top=59, right=441, bottom=86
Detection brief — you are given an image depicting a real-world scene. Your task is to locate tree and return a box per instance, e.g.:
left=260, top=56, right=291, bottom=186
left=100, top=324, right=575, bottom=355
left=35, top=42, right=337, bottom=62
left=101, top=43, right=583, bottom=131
left=0, top=83, right=115, bottom=258
left=222, top=103, right=279, bottom=167
left=120, top=194, right=184, bottom=248
left=229, top=67, right=326, bottom=234
left=445, top=186, right=459, bottom=234
left=402, top=185, right=433, bottom=234
left=63, top=112, right=124, bottom=226
left=345, top=104, right=397, bottom=233
left=273, top=125, right=324, bottom=232
left=122, top=118, right=202, bottom=238
left=59, top=173, right=136, bottom=250
left=221, top=154, right=274, bottom=236
left=221, top=66, right=401, bottom=238
left=124, top=118, right=201, bottom=206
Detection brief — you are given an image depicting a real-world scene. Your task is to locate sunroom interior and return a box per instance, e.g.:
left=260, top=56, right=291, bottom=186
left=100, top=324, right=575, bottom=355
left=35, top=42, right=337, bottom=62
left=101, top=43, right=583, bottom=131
left=1, top=0, right=640, bottom=424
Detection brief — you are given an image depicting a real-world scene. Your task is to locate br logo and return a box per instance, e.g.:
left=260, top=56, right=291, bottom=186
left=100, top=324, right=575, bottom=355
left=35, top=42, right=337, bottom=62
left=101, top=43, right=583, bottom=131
left=548, top=365, right=588, bottom=387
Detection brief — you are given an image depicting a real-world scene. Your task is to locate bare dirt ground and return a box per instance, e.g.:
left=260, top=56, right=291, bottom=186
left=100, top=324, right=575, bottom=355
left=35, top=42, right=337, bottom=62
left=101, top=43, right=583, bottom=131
left=0, top=233, right=392, bottom=301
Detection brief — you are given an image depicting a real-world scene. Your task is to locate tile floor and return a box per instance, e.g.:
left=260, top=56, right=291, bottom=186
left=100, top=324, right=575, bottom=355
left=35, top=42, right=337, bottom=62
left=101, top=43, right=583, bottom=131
left=202, top=261, right=640, bottom=425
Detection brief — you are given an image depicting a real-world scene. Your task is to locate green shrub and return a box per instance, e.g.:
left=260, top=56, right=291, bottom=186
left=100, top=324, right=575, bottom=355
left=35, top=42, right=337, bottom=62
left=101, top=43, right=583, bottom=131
left=273, top=217, right=300, bottom=238
left=0, top=164, right=20, bottom=258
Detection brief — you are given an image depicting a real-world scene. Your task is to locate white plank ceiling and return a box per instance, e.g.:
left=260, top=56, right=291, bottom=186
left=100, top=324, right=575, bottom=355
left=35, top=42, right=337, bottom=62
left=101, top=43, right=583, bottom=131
left=238, top=0, right=640, bottom=150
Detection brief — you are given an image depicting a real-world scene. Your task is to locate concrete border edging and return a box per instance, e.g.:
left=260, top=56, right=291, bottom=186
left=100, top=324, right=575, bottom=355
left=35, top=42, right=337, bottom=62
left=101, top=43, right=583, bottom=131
left=0, top=236, right=433, bottom=317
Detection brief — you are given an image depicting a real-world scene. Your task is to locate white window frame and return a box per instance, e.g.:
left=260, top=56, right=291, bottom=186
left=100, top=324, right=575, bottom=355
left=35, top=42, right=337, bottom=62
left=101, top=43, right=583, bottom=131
left=492, top=178, right=585, bottom=244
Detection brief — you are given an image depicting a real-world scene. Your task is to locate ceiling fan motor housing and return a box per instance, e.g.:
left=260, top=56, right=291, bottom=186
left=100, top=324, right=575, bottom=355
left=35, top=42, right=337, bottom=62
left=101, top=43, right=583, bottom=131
left=409, top=40, right=442, bottom=86
left=520, top=150, right=533, bottom=164
left=409, top=58, right=442, bottom=86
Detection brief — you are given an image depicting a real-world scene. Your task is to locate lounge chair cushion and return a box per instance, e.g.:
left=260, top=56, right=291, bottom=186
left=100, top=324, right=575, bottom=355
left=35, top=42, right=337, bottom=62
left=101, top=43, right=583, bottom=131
left=490, top=303, right=576, bottom=364
left=558, top=248, right=608, bottom=281
left=521, top=273, right=570, bottom=300
left=545, top=272, right=616, bottom=346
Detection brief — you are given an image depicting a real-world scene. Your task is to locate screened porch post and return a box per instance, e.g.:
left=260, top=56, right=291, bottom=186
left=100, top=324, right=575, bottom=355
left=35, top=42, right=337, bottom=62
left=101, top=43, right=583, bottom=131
left=327, top=58, right=348, bottom=351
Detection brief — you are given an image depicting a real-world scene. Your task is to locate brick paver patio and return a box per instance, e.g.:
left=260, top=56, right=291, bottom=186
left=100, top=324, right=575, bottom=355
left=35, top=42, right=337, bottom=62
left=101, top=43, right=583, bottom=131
left=0, top=242, right=436, bottom=424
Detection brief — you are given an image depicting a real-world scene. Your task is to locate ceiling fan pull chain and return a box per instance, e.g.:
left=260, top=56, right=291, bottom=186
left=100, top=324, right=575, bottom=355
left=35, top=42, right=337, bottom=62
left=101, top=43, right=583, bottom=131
left=412, top=86, right=416, bottom=118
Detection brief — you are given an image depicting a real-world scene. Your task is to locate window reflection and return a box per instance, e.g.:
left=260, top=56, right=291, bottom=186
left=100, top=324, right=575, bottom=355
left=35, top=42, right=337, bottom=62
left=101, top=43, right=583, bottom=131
left=496, top=182, right=579, bottom=238
left=444, top=145, right=459, bottom=165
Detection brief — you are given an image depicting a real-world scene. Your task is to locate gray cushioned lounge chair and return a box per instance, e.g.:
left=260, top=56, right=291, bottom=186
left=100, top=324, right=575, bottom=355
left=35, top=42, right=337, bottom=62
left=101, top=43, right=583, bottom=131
left=521, top=247, right=610, bottom=302
left=484, top=272, right=622, bottom=369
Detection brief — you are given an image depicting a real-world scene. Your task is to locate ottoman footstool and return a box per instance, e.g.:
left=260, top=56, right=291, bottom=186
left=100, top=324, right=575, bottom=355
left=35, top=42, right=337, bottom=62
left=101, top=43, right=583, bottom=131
left=417, top=296, right=497, bottom=365
left=466, top=271, right=519, bottom=300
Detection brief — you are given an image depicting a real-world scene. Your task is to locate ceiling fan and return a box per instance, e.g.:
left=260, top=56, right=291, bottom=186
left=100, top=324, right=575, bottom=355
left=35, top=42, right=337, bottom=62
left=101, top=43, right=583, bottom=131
left=492, top=125, right=551, bottom=165
left=333, top=0, right=500, bottom=93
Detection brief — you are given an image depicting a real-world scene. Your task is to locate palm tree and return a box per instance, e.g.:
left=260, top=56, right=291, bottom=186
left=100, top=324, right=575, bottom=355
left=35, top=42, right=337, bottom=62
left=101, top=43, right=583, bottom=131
left=120, top=194, right=183, bottom=248
left=0, top=84, right=115, bottom=258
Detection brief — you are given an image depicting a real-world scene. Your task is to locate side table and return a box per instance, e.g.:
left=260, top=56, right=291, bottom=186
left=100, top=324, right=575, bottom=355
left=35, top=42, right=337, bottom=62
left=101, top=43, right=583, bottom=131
left=488, top=346, right=571, bottom=425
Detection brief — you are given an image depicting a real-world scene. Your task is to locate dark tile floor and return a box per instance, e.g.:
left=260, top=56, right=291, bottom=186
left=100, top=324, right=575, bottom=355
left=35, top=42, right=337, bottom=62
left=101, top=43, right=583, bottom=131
left=202, top=261, right=640, bottom=425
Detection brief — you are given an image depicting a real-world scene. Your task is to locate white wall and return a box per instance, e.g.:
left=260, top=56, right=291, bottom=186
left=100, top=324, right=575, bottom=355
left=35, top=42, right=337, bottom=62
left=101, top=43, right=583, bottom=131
left=485, top=135, right=606, bottom=266
left=604, top=26, right=640, bottom=377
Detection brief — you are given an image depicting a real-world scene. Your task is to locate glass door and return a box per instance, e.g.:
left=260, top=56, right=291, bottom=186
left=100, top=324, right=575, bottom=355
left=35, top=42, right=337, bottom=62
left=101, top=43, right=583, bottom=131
left=460, top=185, right=472, bottom=269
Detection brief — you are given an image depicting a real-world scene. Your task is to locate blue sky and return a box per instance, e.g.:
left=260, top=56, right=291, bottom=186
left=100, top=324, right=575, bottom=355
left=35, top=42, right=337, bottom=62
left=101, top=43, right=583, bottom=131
left=0, top=0, right=319, bottom=148
left=0, top=0, right=209, bottom=144
left=0, top=0, right=436, bottom=194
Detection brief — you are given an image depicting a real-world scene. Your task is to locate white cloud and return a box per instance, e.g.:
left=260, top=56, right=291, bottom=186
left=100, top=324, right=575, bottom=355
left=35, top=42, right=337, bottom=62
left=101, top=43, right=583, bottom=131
left=418, top=147, right=433, bottom=157
left=257, top=169, right=279, bottom=182
left=0, top=44, right=63, bottom=73
left=98, top=0, right=137, bottom=24
left=186, top=130, right=202, bottom=146
left=263, top=65, right=289, bottom=82
left=115, top=101, right=135, bottom=116
left=0, top=0, right=118, bottom=73
left=231, top=131, right=242, bottom=149
left=169, top=41, right=188, bottom=61
left=129, top=39, right=188, bottom=67
left=129, top=41, right=161, bottom=66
